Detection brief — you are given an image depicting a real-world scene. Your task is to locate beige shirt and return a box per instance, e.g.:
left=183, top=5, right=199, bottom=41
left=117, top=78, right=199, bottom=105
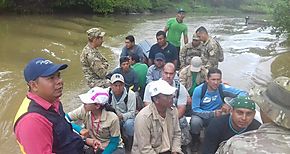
left=68, top=105, right=123, bottom=148
left=132, top=103, right=183, bottom=154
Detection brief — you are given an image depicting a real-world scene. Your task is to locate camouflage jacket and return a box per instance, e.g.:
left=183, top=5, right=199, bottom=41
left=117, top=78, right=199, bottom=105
left=201, top=37, right=223, bottom=68
left=80, top=43, right=109, bottom=88
left=216, top=123, right=290, bottom=154
left=179, top=65, right=207, bottom=91
left=180, top=43, right=203, bottom=69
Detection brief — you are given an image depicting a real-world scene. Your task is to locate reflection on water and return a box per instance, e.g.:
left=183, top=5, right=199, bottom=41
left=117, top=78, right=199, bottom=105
left=0, top=14, right=289, bottom=153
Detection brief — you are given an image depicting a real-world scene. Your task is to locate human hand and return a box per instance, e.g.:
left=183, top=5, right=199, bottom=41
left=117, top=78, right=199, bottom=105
left=221, top=103, right=231, bottom=114
left=86, top=138, right=101, bottom=150
left=80, top=129, right=89, bottom=137
left=214, top=109, right=223, bottom=117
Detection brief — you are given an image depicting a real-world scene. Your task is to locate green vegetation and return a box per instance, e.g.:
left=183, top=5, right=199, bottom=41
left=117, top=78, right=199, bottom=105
left=272, top=0, right=290, bottom=39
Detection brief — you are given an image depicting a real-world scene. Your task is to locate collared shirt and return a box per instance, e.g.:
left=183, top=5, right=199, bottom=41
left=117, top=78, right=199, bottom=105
left=14, top=92, right=61, bottom=154
left=180, top=42, right=203, bottom=68
left=148, top=42, right=178, bottom=63
left=68, top=105, right=123, bottom=148
left=132, top=103, right=182, bottom=154
left=80, top=43, right=109, bottom=87
left=179, top=65, right=207, bottom=91
left=146, top=65, right=162, bottom=84
left=201, top=37, right=223, bottom=68
left=143, top=79, right=188, bottom=106
left=120, top=45, right=145, bottom=62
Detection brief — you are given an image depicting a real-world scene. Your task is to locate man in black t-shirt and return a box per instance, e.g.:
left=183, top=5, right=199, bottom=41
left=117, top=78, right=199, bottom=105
left=148, top=30, right=178, bottom=67
left=202, top=96, right=261, bottom=154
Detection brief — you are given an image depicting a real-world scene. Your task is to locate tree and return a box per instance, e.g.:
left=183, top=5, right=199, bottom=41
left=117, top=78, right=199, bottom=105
left=272, top=0, right=290, bottom=38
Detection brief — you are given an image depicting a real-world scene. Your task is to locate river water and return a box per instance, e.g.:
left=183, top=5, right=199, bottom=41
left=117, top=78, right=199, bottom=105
left=0, top=14, right=289, bottom=153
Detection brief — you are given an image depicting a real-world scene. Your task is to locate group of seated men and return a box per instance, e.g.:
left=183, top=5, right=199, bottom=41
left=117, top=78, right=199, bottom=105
left=92, top=25, right=261, bottom=153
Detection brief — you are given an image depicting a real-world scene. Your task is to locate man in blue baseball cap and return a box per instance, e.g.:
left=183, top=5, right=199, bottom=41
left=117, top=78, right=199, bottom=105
left=14, top=58, right=98, bottom=154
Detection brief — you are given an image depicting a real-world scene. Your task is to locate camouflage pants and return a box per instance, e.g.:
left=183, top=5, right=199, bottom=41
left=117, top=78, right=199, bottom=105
left=179, top=116, right=191, bottom=146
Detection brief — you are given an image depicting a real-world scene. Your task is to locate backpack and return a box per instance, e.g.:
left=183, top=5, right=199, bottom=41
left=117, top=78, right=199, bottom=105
left=108, top=87, right=130, bottom=105
left=201, top=83, right=224, bottom=103
left=213, top=37, right=224, bottom=62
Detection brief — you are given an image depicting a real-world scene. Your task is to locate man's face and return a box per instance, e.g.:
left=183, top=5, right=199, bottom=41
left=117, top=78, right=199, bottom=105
left=196, top=32, right=207, bottom=42
left=154, top=59, right=165, bottom=68
left=156, top=35, right=166, bottom=47
left=231, top=108, right=256, bottom=129
left=110, top=81, right=125, bottom=96
left=94, top=36, right=104, bottom=47
left=120, top=61, right=130, bottom=72
left=162, top=65, right=175, bottom=85
left=31, top=72, right=63, bottom=102
left=157, top=94, right=174, bottom=108
left=176, top=12, right=185, bottom=21
left=125, top=39, right=134, bottom=49
left=192, top=39, right=201, bottom=47
left=206, top=73, right=221, bottom=91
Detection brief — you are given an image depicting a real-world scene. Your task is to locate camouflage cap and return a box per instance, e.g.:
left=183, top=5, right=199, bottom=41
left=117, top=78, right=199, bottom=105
left=250, top=76, right=290, bottom=129
left=87, top=28, right=105, bottom=39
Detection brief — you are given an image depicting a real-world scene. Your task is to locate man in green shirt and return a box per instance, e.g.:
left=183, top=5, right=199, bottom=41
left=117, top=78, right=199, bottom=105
left=129, top=53, right=148, bottom=99
left=164, top=8, right=189, bottom=69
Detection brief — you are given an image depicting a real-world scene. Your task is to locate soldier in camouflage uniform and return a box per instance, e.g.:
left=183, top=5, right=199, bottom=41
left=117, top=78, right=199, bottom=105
left=180, top=34, right=203, bottom=69
left=80, top=28, right=109, bottom=88
left=216, top=76, right=290, bottom=154
left=196, top=26, right=224, bottom=68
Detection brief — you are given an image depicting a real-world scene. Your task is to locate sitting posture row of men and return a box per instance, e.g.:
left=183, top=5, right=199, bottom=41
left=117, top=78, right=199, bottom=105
left=14, top=57, right=290, bottom=154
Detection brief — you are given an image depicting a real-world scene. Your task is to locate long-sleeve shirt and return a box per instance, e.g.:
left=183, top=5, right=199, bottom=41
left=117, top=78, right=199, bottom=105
left=107, top=87, right=136, bottom=121
left=146, top=65, right=162, bottom=84
left=120, top=45, right=145, bottom=62
left=132, top=103, right=182, bottom=154
left=192, top=83, right=247, bottom=119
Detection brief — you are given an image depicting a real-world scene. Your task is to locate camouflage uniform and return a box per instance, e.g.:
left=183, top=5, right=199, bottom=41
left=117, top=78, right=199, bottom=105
left=180, top=43, right=203, bottom=69
left=80, top=43, right=109, bottom=88
left=179, top=65, right=207, bottom=91
left=217, top=76, right=290, bottom=154
left=201, top=37, right=223, bottom=68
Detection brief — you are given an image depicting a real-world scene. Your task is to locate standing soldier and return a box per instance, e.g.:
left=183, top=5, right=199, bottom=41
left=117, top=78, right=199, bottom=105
left=196, top=26, right=224, bottom=68
left=80, top=28, right=109, bottom=88
left=164, top=8, right=188, bottom=69
left=217, top=76, right=290, bottom=153
left=180, top=34, right=203, bottom=69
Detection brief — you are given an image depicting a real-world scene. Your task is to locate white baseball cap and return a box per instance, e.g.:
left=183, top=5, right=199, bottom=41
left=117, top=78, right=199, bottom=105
left=79, top=87, right=109, bottom=105
left=149, top=80, right=177, bottom=97
left=110, top=73, right=125, bottom=83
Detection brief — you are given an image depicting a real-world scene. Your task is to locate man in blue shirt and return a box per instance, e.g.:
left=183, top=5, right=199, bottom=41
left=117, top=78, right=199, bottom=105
left=190, top=68, right=247, bottom=151
left=120, top=35, right=145, bottom=62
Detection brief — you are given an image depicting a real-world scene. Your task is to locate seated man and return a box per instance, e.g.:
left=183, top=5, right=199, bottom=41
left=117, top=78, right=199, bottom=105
left=120, top=35, right=145, bottom=62
left=179, top=56, right=207, bottom=97
left=132, top=80, right=182, bottom=154
left=217, top=76, right=290, bottom=153
left=144, top=63, right=191, bottom=152
left=148, top=30, right=178, bottom=66
left=180, top=34, right=203, bottom=69
left=128, top=53, right=148, bottom=99
left=146, top=52, right=166, bottom=84
left=107, top=74, right=136, bottom=151
left=190, top=67, right=247, bottom=151
left=202, top=96, right=261, bottom=154
left=111, top=56, right=139, bottom=92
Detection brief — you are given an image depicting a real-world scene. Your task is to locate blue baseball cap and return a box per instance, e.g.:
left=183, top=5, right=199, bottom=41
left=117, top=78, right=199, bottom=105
left=24, top=57, right=68, bottom=82
left=154, top=52, right=166, bottom=61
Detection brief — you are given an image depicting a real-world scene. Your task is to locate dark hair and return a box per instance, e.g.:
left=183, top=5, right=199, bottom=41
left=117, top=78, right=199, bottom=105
left=130, top=53, right=140, bottom=63
left=119, top=56, right=130, bottom=65
left=156, top=30, right=166, bottom=38
left=103, top=103, right=116, bottom=114
left=125, top=35, right=135, bottom=43
left=207, top=67, right=222, bottom=78
left=196, top=26, right=208, bottom=34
